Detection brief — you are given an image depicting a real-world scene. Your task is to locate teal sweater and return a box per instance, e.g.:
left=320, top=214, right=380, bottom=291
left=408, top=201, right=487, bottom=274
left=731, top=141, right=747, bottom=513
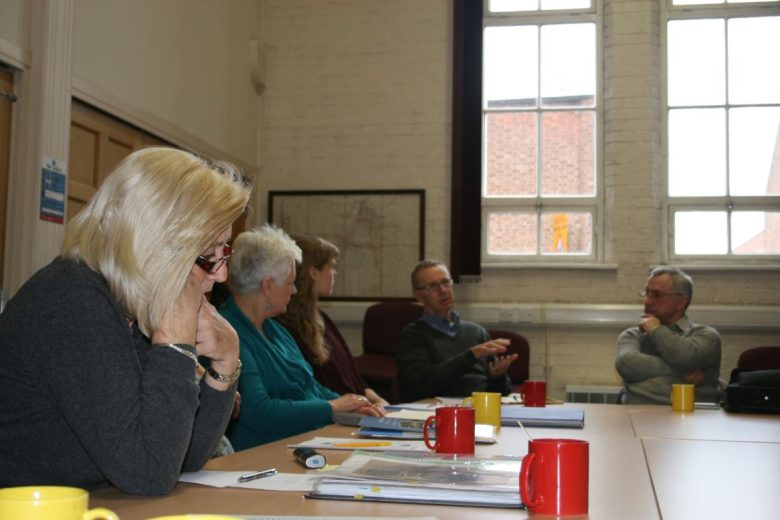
left=220, top=298, right=338, bottom=450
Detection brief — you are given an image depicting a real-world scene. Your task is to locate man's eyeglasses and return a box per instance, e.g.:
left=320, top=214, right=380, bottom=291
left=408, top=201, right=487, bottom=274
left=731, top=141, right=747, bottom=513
left=195, top=243, right=232, bottom=274
left=416, top=278, right=454, bottom=293
left=640, top=289, right=682, bottom=300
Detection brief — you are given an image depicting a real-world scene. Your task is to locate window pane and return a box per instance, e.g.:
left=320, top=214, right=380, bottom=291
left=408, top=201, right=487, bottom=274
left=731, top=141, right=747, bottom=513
left=489, top=0, right=591, bottom=12
left=541, top=211, right=592, bottom=254
left=485, top=112, right=538, bottom=196
left=674, top=211, right=728, bottom=254
left=732, top=211, right=780, bottom=254
left=487, top=212, right=537, bottom=254
left=541, top=24, right=595, bottom=108
left=484, top=26, right=538, bottom=109
left=489, top=0, right=539, bottom=11
left=668, top=108, right=726, bottom=196
left=667, top=19, right=725, bottom=106
left=728, top=17, right=780, bottom=105
left=540, top=0, right=591, bottom=11
left=729, top=107, right=780, bottom=196
left=541, top=110, right=595, bottom=196
left=672, top=0, right=724, bottom=5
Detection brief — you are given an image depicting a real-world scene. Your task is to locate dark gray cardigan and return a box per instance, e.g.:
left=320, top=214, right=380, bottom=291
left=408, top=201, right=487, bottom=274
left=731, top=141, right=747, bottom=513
left=0, top=257, right=235, bottom=495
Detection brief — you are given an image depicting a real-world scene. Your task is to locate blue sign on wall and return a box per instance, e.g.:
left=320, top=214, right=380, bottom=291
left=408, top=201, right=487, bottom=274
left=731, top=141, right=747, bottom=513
left=40, top=157, right=66, bottom=224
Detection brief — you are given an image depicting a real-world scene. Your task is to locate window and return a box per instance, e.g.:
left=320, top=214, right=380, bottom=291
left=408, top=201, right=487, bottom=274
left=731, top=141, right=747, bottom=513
left=482, top=1, right=600, bottom=264
left=664, top=1, right=780, bottom=260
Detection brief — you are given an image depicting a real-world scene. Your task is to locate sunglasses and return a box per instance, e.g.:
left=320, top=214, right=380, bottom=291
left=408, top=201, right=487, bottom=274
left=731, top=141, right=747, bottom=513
left=195, top=243, right=232, bottom=274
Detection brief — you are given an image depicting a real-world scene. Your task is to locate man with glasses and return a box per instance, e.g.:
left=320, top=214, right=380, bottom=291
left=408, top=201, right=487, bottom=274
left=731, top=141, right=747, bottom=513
left=615, top=266, right=721, bottom=404
left=397, top=259, right=517, bottom=402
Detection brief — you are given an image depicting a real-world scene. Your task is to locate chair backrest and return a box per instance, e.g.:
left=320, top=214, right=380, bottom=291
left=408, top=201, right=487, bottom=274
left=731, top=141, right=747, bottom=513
left=487, top=328, right=530, bottom=384
left=737, top=346, right=780, bottom=370
left=362, top=301, right=424, bottom=357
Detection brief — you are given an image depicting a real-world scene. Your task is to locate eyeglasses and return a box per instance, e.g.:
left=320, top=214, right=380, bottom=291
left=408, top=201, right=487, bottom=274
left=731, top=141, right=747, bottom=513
left=416, top=278, right=454, bottom=293
left=195, top=243, right=232, bottom=274
left=640, top=289, right=682, bottom=300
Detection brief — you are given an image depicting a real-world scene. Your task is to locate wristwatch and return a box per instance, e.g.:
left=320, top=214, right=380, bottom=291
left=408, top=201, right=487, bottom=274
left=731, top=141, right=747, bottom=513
left=206, top=358, right=242, bottom=385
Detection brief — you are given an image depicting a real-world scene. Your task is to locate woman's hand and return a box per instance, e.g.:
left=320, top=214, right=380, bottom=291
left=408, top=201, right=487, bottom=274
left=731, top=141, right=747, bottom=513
left=194, top=296, right=238, bottom=361
left=195, top=296, right=240, bottom=390
left=151, top=276, right=202, bottom=345
left=328, top=394, right=387, bottom=417
left=355, top=403, right=386, bottom=417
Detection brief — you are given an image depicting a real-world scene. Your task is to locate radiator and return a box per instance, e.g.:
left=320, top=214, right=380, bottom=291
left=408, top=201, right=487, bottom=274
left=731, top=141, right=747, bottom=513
left=565, top=385, right=623, bottom=404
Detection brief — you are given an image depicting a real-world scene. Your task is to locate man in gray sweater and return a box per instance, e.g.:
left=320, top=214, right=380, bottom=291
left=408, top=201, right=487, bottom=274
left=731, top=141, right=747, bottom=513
left=615, top=266, right=722, bottom=404
left=397, top=260, right=517, bottom=402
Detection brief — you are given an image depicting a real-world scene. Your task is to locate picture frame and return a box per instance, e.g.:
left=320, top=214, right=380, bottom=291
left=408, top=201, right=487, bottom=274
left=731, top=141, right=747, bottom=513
left=268, top=189, right=425, bottom=300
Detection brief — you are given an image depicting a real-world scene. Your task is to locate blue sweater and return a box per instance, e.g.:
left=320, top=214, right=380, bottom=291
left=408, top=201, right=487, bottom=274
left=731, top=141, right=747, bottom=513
left=220, top=298, right=338, bottom=450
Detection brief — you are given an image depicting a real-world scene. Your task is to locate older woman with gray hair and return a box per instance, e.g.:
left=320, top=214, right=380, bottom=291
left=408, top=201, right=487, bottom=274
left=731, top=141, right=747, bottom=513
left=220, top=225, right=382, bottom=450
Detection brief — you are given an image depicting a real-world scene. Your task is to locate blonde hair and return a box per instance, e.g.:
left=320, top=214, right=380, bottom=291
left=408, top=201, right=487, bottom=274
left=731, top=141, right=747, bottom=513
left=62, top=147, right=251, bottom=335
left=278, top=235, right=339, bottom=365
left=228, top=224, right=302, bottom=295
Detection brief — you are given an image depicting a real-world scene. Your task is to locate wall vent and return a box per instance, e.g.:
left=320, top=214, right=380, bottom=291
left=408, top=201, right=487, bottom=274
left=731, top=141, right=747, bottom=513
left=565, top=385, right=623, bottom=404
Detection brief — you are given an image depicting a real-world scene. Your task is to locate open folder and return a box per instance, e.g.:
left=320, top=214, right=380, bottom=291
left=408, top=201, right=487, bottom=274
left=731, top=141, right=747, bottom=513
left=356, top=414, right=498, bottom=444
left=308, top=450, right=523, bottom=509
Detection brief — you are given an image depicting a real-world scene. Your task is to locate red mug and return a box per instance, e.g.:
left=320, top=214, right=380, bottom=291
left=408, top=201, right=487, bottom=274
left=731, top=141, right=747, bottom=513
left=423, top=406, right=475, bottom=455
left=522, top=380, right=546, bottom=407
left=519, top=438, right=589, bottom=515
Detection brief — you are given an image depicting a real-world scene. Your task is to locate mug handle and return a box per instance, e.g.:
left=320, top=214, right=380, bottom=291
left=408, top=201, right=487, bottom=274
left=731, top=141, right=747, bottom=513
left=462, top=396, right=472, bottom=406
left=519, top=452, right=541, bottom=509
left=423, top=416, right=438, bottom=450
left=83, top=508, right=119, bottom=520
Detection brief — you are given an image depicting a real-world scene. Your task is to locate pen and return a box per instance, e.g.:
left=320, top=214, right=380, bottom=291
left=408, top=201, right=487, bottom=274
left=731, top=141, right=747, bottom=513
left=333, top=441, right=392, bottom=448
left=237, top=468, right=277, bottom=482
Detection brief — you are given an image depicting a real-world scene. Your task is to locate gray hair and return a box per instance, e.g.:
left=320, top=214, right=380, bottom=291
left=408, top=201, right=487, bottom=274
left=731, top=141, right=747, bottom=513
left=228, top=225, right=302, bottom=295
left=648, top=265, right=693, bottom=307
left=410, top=259, right=450, bottom=290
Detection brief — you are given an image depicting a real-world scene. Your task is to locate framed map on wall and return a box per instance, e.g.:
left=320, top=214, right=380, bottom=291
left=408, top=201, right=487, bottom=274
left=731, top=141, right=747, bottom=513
left=268, top=189, right=425, bottom=300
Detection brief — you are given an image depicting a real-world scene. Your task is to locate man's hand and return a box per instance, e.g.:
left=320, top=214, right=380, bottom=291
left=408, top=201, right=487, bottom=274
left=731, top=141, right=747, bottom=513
left=487, top=353, right=519, bottom=379
left=683, top=369, right=705, bottom=386
left=639, top=314, right=662, bottom=334
left=471, top=338, right=510, bottom=359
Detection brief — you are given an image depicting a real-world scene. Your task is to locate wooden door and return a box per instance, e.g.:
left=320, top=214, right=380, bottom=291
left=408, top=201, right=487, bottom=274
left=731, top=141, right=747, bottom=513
left=68, top=100, right=246, bottom=238
left=68, top=101, right=142, bottom=220
left=0, top=66, right=15, bottom=294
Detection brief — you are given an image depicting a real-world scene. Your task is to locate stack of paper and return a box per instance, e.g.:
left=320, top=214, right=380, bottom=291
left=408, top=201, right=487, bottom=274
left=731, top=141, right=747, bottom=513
left=500, top=406, right=585, bottom=428
left=309, top=451, right=523, bottom=508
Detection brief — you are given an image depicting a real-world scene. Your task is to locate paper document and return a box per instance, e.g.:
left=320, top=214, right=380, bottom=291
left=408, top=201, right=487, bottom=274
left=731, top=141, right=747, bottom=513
left=501, top=406, right=585, bottom=428
left=179, top=470, right=321, bottom=492
left=289, top=437, right=428, bottom=452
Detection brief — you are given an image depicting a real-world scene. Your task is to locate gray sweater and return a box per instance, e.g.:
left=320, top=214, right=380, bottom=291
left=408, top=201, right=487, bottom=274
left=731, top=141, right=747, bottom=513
left=0, top=258, right=235, bottom=495
left=615, top=316, right=722, bottom=404
left=397, top=319, right=511, bottom=402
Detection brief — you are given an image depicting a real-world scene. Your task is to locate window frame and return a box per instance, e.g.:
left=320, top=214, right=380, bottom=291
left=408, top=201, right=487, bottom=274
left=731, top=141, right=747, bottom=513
left=481, top=2, right=604, bottom=266
left=662, top=0, right=780, bottom=265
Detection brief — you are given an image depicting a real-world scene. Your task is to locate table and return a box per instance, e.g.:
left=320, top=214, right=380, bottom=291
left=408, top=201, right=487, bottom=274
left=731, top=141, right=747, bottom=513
left=89, top=403, right=779, bottom=520
left=643, top=438, right=780, bottom=520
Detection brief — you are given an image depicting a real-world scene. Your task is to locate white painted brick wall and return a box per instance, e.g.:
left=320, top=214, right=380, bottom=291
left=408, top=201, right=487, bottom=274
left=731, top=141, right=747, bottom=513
left=259, top=0, right=780, bottom=399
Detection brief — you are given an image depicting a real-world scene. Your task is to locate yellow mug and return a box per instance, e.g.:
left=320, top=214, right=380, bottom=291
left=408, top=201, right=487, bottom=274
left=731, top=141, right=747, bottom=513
left=463, top=391, right=502, bottom=430
left=671, top=383, right=695, bottom=412
left=0, top=486, right=118, bottom=520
